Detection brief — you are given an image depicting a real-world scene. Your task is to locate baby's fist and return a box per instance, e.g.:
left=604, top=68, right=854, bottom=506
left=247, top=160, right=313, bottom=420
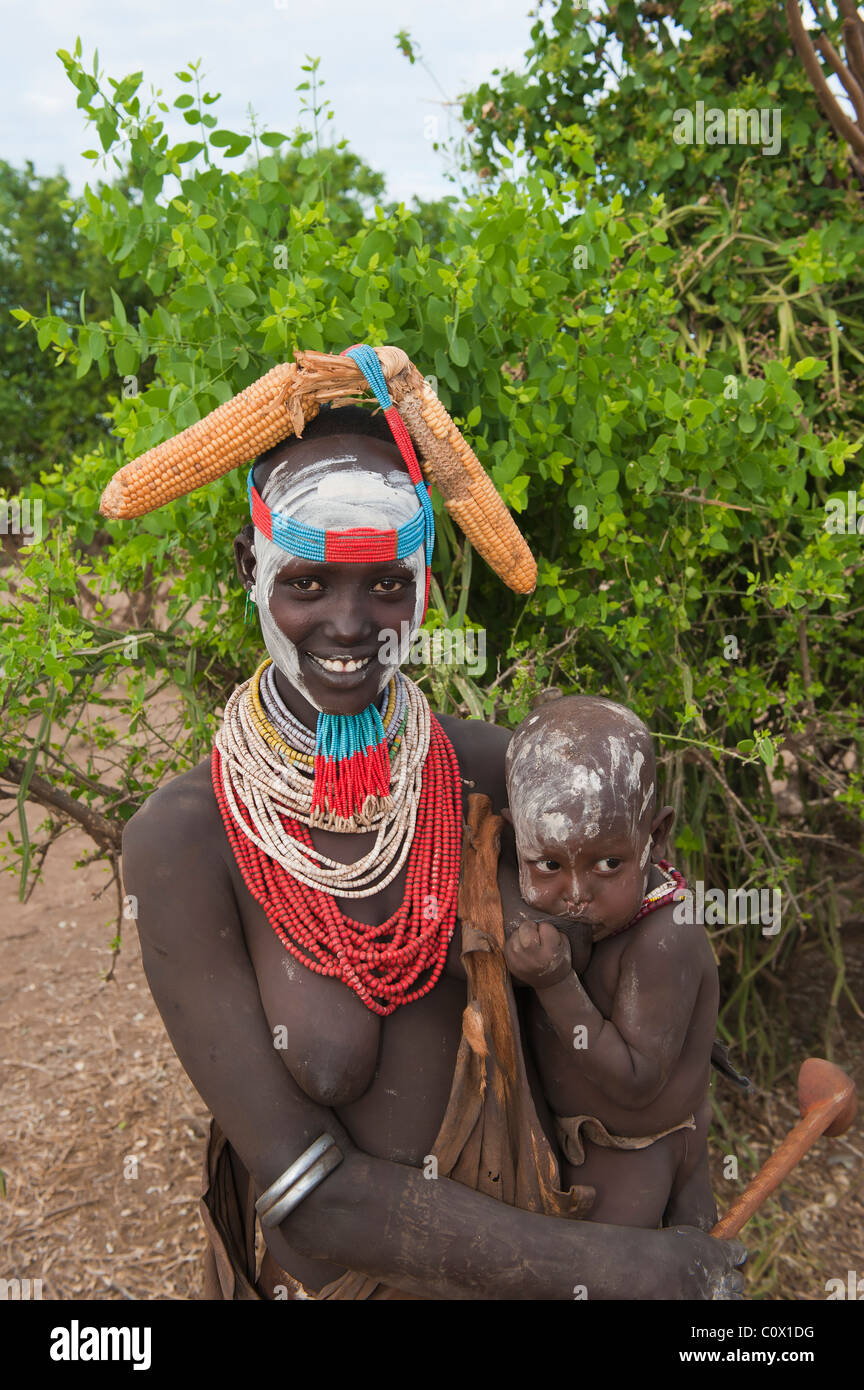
left=504, top=920, right=572, bottom=990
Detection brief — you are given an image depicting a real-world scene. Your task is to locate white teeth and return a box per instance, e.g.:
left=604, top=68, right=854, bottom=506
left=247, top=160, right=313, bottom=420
left=309, top=654, right=372, bottom=673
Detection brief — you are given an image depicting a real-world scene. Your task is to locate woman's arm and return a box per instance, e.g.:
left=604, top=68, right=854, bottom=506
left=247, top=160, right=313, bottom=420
left=122, top=771, right=744, bottom=1300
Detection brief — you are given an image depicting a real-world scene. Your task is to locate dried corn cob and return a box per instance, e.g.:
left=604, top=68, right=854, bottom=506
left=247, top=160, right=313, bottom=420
left=294, top=348, right=537, bottom=595
left=99, top=344, right=537, bottom=596
left=99, top=363, right=320, bottom=519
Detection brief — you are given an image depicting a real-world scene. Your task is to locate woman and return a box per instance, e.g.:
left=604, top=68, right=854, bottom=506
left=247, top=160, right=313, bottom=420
left=115, top=346, right=745, bottom=1299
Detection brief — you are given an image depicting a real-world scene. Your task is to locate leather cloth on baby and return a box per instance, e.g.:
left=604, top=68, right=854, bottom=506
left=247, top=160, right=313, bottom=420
left=554, top=1112, right=696, bottom=1168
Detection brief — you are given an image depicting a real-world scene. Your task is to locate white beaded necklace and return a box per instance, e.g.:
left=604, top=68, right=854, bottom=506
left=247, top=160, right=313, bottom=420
left=215, top=671, right=431, bottom=898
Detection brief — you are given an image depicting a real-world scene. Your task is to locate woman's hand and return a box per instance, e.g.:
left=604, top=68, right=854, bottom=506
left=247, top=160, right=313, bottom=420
left=657, top=1227, right=748, bottom=1300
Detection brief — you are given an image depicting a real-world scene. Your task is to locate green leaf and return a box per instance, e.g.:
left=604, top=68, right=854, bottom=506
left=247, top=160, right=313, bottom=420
left=173, top=282, right=212, bottom=309
left=687, top=398, right=714, bottom=427
left=220, top=283, right=256, bottom=308
left=109, top=287, right=127, bottom=329
left=451, top=336, right=470, bottom=367
left=791, top=356, right=824, bottom=380
left=210, top=130, right=252, bottom=157
left=172, top=141, right=205, bottom=163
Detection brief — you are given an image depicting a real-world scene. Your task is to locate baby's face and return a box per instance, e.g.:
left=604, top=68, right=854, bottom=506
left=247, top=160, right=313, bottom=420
left=515, top=803, right=652, bottom=942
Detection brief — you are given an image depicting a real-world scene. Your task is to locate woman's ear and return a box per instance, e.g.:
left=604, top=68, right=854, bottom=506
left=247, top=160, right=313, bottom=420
left=234, top=525, right=256, bottom=590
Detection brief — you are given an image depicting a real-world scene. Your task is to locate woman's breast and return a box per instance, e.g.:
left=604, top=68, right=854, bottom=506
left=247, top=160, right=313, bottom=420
left=336, top=975, right=465, bottom=1164
left=246, top=911, right=383, bottom=1106
left=240, top=884, right=466, bottom=1158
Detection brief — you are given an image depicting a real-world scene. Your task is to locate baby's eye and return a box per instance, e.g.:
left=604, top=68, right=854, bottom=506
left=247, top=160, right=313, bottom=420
left=595, top=857, right=623, bottom=873
left=535, top=858, right=561, bottom=873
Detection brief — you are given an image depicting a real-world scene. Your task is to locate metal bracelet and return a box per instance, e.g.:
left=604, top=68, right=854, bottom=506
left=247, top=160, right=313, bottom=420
left=255, top=1133, right=343, bottom=1228
left=258, top=1146, right=343, bottom=1228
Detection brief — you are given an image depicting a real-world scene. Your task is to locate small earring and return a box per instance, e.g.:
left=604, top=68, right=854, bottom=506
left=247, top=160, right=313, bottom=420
left=244, top=587, right=256, bottom=624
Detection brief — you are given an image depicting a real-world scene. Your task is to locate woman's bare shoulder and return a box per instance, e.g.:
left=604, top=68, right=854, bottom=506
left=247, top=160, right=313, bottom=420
left=435, top=713, right=511, bottom=810
left=121, top=759, right=237, bottom=943
left=123, top=757, right=223, bottom=854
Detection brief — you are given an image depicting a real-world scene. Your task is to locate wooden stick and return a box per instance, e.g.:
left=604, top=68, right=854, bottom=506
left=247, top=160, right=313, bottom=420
left=712, top=1059, right=856, bottom=1240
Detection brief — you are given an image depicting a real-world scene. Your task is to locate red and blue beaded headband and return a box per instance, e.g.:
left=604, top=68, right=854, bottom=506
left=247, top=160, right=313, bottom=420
left=247, top=343, right=436, bottom=617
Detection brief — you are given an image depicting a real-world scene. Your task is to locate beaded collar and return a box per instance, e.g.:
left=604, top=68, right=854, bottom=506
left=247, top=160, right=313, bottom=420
left=211, top=668, right=463, bottom=1015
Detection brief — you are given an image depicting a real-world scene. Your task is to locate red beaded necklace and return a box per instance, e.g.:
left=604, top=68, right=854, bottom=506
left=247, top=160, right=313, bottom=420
left=211, top=713, right=462, bottom=1017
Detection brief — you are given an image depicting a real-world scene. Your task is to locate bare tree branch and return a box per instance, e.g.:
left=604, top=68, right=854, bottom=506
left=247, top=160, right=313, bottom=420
left=815, top=30, right=864, bottom=124
left=0, top=758, right=122, bottom=853
left=838, top=0, right=864, bottom=89
left=785, top=0, right=864, bottom=177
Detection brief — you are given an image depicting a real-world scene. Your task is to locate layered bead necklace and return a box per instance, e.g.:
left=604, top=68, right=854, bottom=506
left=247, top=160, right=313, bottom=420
left=212, top=660, right=463, bottom=1016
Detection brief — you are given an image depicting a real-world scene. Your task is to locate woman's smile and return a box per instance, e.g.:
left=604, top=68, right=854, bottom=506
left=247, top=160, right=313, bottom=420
left=302, top=648, right=381, bottom=688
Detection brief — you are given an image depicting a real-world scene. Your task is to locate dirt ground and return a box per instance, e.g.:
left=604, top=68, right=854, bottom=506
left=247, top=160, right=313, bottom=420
left=1, top=807, right=862, bottom=1302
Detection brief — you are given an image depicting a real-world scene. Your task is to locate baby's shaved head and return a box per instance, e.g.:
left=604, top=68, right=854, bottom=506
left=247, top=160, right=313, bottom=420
left=506, top=696, right=657, bottom=855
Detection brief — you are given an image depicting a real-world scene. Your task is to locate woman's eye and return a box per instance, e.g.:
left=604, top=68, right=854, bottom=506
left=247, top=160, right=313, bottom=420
left=595, top=857, right=623, bottom=872
left=285, top=577, right=324, bottom=592
left=372, top=577, right=410, bottom=593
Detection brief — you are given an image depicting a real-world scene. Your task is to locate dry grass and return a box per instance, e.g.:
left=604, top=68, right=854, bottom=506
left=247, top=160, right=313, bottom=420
left=0, top=812, right=209, bottom=1300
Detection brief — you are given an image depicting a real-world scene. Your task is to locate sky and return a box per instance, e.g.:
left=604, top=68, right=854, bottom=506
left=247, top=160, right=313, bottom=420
left=0, top=0, right=538, bottom=204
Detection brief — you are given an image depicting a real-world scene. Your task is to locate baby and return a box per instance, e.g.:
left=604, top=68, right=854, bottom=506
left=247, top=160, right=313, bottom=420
left=501, top=695, right=719, bottom=1231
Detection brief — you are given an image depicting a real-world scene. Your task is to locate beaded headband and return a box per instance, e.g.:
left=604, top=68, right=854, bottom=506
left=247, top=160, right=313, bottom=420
left=247, top=473, right=428, bottom=562
left=249, top=344, right=436, bottom=617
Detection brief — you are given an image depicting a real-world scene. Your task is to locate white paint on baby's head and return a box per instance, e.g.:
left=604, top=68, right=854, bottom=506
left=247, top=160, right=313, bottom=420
left=505, top=697, right=659, bottom=872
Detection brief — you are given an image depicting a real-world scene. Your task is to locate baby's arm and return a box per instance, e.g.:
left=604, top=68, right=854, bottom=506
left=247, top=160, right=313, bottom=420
left=505, top=911, right=702, bottom=1109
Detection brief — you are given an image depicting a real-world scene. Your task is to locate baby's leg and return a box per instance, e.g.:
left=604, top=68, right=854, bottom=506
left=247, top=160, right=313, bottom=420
left=566, top=1127, right=689, bottom=1229
left=663, top=1100, right=717, bottom=1232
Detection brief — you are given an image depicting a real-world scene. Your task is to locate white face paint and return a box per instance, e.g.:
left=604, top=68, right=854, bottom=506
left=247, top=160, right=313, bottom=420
left=251, top=454, right=426, bottom=711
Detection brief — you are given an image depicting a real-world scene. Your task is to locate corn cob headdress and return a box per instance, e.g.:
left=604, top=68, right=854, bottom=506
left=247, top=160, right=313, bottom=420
left=99, top=343, right=537, bottom=600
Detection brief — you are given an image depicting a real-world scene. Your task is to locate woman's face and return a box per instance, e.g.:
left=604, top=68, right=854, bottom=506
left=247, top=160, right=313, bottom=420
left=263, top=552, right=417, bottom=716
left=235, top=432, right=425, bottom=717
